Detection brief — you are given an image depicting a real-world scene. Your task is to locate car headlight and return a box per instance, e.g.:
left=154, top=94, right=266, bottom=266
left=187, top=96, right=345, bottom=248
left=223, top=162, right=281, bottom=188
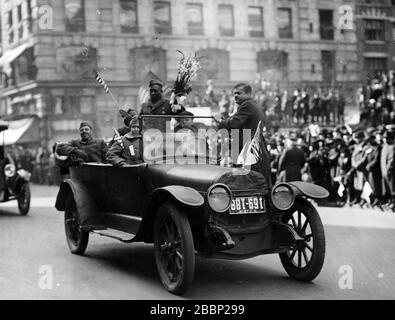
left=271, top=183, right=295, bottom=211
left=4, top=164, right=16, bottom=178
left=207, top=184, right=232, bottom=213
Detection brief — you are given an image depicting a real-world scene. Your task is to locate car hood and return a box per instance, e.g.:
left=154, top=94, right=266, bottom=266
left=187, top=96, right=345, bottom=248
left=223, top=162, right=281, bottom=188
left=146, top=164, right=269, bottom=194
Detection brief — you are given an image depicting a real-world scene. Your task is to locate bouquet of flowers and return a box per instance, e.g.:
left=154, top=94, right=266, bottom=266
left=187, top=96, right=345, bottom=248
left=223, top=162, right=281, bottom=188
left=173, top=51, right=202, bottom=96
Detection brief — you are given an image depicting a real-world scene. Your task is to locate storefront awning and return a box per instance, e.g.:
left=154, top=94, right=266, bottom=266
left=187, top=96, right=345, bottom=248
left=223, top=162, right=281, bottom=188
left=0, top=117, right=39, bottom=146
left=0, top=43, right=29, bottom=67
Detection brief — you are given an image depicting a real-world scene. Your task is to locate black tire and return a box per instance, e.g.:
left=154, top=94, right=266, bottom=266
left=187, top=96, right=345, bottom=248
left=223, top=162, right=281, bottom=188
left=64, top=194, right=89, bottom=255
left=154, top=202, right=195, bottom=295
left=18, top=182, right=31, bottom=216
left=279, top=198, right=325, bottom=282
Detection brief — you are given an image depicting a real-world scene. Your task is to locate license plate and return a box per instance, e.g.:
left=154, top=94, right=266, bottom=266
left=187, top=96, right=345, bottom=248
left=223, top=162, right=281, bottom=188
left=229, top=196, right=265, bottom=215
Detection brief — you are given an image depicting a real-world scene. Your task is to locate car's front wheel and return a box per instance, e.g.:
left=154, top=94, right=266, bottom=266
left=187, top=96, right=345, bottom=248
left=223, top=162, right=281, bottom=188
left=279, top=198, right=325, bottom=282
left=64, top=194, right=89, bottom=255
left=18, top=182, right=31, bottom=216
left=154, top=202, right=195, bottom=295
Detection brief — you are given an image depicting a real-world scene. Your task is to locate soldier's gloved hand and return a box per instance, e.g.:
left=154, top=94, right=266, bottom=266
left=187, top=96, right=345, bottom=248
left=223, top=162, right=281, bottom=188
left=117, top=161, right=126, bottom=167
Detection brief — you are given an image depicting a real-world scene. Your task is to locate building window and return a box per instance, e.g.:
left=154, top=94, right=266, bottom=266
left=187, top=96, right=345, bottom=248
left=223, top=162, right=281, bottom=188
left=6, top=10, right=14, bottom=44
left=218, top=5, right=234, bottom=36
left=17, top=5, right=23, bottom=38
left=27, top=0, right=33, bottom=33
left=319, top=10, right=334, bottom=40
left=257, top=50, right=288, bottom=81
left=364, top=57, right=387, bottom=80
left=80, top=96, right=93, bottom=114
left=73, top=47, right=98, bottom=80
left=321, top=50, right=336, bottom=84
left=65, top=0, right=86, bottom=32
left=187, top=3, right=204, bottom=35
left=154, top=1, right=172, bottom=35
left=120, top=0, right=138, bottom=33
left=12, top=48, right=37, bottom=84
left=248, top=6, right=264, bottom=37
left=130, top=47, right=167, bottom=81
left=364, top=19, right=385, bottom=41
left=196, top=49, right=230, bottom=81
left=277, top=8, right=293, bottom=39
left=392, top=23, right=395, bottom=41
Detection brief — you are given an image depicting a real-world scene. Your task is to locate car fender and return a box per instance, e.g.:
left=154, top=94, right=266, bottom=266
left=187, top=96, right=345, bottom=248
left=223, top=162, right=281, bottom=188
left=288, top=181, right=329, bottom=200
left=134, top=185, right=204, bottom=242
left=55, top=180, right=100, bottom=219
left=152, top=185, right=205, bottom=207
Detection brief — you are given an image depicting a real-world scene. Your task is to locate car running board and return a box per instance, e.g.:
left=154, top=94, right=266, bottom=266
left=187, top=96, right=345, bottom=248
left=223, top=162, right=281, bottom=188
left=91, top=228, right=135, bottom=243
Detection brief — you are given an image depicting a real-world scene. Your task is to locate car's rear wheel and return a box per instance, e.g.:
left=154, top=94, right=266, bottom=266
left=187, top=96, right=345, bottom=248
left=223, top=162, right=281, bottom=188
left=18, top=182, right=31, bottom=216
left=279, top=198, right=325, bottom=282
left=154, top=202, right=195, bottom=295
left=64, top=194, right=89, bottom=255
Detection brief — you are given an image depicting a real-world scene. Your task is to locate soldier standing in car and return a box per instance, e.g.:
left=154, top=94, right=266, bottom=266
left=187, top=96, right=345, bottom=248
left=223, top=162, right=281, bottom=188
left=140, top=79, right=185, bottom=132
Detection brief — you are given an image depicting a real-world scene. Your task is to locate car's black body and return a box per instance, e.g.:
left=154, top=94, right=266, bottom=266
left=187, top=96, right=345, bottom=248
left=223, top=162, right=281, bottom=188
left=0, top=120, right=31, bottom=215
left=55, top=119, right=329, bottom=295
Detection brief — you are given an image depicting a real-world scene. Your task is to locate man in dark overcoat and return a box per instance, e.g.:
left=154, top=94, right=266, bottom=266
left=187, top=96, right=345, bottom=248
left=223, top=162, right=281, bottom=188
left=278, top=134, right=306, bottom=182
left=214, top=83, right=271, bottom=187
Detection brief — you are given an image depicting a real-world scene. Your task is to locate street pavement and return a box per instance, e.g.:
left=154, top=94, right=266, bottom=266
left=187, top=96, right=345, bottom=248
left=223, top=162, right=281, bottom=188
left=0, top=185, right=394, bottom=300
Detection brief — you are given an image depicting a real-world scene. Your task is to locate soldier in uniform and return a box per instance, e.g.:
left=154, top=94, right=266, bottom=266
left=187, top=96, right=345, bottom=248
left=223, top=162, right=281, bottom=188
left=106, top=116, right=144, bottom=167
left=140, top=79, right=185, bottom=132
left=55, top=121, right=108, bottom=165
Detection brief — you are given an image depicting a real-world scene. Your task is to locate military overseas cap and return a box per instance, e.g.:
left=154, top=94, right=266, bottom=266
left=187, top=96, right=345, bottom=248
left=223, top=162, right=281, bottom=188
left=79, top=121, right=93, bottom=130
left=129, top=116, right=140, bottom=126
left=149, top=79, right=163, bottom=88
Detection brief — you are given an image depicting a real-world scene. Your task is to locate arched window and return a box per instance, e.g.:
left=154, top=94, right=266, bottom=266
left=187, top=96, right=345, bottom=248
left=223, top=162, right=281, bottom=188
left=257, top=50, right=288, bottom=82
left=129, top=47, right=166, bottom=81
left=196, top=49, right=230, bottom=82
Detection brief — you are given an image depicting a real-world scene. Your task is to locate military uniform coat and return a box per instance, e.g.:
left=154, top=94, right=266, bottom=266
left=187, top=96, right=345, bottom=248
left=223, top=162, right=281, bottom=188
left=56, top=138, right=108, bottom=164
left=140, top=98, right=185, bottom=132
left=106, top=134, right=143, bottom=166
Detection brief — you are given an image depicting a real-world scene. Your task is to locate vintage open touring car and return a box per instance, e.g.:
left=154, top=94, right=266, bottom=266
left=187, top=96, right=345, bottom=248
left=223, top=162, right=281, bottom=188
left=0, top=120, right=31, bottom=215
left=55, top=116, right=328, bottom=295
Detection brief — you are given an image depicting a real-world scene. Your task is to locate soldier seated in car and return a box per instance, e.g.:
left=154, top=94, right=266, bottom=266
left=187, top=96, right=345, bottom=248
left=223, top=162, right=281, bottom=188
left=106, top=116, right=144, bottom=167
left=55, top=121, right=108, bottom=166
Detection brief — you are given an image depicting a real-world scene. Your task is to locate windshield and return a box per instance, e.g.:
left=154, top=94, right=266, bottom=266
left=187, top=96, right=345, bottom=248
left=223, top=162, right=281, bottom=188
left=140, top=115, right=228, bottom=165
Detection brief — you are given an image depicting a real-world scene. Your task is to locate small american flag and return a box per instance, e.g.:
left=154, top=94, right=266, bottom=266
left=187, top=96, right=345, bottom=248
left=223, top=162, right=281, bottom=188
left=94, top=69, right=110, bottom=94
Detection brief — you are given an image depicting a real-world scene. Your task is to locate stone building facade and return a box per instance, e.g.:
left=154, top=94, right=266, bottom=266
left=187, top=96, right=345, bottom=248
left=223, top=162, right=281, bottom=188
left=355, top=0, right=395, bottom=80
left=0, top=0, right=360, bottom=146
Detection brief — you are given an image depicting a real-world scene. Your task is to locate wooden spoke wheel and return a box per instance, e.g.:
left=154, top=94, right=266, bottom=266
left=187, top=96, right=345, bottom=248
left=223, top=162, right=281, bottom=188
left=64, top=194, right=89, bottom=255
left=279, top=198, right=325, bottom=282
left=154, top=203, right=195, bottom=295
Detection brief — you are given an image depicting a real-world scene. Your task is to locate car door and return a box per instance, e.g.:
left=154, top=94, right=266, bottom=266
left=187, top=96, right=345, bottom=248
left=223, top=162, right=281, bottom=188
left=104, top=164, right=148, bottom=217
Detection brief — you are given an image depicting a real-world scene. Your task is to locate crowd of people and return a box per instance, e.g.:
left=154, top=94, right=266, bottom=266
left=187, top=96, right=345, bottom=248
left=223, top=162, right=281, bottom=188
left=8, top=145, right=61, bottom=186
left=6, top=70, right=395, bottom=213
left=265, top=124, right=395, bottom=210
left=186, top=79, right=347, bottom=128
left=265, top=70, right=395, bottom=210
